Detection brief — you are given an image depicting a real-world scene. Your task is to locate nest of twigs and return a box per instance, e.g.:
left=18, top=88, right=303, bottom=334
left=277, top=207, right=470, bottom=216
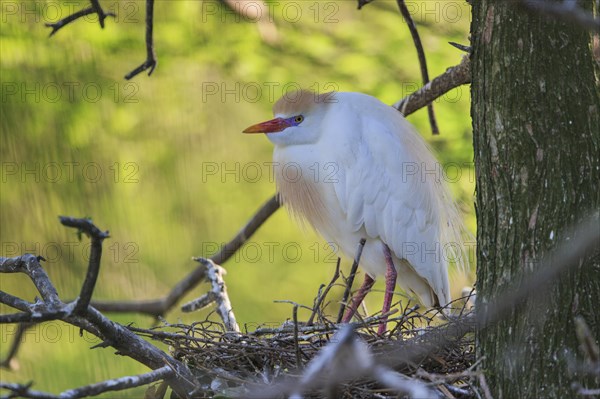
left=132, top=301, right=477, bottom=399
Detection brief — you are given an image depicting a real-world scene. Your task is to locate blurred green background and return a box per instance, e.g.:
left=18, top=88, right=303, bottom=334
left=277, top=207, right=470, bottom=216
left=1, top=0, right=474, bottom=396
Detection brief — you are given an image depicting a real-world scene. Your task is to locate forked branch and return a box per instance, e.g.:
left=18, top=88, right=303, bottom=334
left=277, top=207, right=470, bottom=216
left=0, top=218, right=198, bottom=399
left=45, top=0, right=115, bottom=37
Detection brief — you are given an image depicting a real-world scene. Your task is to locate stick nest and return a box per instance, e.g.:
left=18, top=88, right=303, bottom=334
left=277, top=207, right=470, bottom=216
left=132, top=304, right=476, bottom=398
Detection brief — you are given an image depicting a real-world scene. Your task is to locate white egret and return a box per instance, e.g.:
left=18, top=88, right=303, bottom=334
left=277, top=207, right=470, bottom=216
left=243, top=90, right=466, bottom=334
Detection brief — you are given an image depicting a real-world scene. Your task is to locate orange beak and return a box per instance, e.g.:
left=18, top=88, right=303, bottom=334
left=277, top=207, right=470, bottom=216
left=243, top=117, right=291, bottom=134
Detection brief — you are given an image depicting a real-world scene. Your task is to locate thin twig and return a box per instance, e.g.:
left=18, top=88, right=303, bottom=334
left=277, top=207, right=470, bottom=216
left=307, top=258, right=341, bottom=326
left=89, top=0, right=110, bottom=28
left=396, top=0, right=439, bottom=134
left=45, top=2, right=115, bottom=37
left=356, top=0, right=375, bottom=10
left=449, top=41, right=471, bottom=53
left=46, top=7, right=95, bottom=36
left=337, top=238, right=367, bottom=323
left=0, top=322, right=32, bottom=370
left=125, top=0, right=157, bottom=79
left=293, top=305, right=301, bottom=369
left=0, top=255, right=60, bottom=306
left=273, top=300, right=314, bottom=313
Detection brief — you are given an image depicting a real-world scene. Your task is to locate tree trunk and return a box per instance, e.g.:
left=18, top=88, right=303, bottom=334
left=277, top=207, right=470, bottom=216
left=471, top=1, right=600, bottom=397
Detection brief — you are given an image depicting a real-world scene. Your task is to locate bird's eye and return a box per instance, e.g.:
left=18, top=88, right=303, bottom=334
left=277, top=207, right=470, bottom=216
left=294, top=115, right=304, bottom=124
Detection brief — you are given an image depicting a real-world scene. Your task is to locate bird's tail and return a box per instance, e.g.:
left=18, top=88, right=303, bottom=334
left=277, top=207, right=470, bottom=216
left=437, top=179, right=474, bottom=281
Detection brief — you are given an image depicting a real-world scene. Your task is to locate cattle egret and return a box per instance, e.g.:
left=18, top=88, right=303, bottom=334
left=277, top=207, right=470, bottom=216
left=243, top=90, right=466, bottom=334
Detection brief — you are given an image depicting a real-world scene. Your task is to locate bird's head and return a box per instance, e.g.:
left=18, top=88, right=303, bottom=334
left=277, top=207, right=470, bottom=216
left=243, top=90, right=335, bottom=146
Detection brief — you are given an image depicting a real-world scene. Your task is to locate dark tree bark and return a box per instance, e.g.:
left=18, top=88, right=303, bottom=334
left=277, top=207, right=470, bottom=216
left=471, top=1, right=600, bottom=397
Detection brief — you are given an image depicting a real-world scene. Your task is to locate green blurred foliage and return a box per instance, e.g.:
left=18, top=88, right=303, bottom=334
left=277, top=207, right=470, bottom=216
left=0, top=0, right=473, bottom=396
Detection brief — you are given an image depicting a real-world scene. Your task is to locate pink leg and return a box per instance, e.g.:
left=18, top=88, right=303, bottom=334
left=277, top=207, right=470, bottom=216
left=378, top=243, right=398, bottom=335
left=342, top=273, right=375, bottom=323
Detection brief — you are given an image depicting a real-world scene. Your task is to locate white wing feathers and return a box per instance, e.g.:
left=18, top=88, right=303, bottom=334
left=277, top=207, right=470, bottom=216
left=331, top=105, right=453, bottom=306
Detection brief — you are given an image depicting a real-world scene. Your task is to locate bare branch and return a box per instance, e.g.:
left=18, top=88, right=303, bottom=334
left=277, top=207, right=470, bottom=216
left=0, top=323, right=32, bottom=370
left=1, top=224, right=199, bottom=398
left=212, top=195, right=281, bottom=265
left=518, top=0, right=600, bottom=32
left=46, top=7, right=95, bottom=36
left=125, top=0, right=157, bottom=79
left=89, top=0, right=110, bottom=28
left=82, top=307, right=197, bottom=396
left=180, top=291, right=218, bottom=313
left=356, top=0, right=374, bottom=10
left=0, top=255, right=60, bottom=306
left=0, top=308, right=196, bottom=398
left=59, top=217, right=109, bottom=315
left=307, top=257, right=340, bottom=326
left=44, top=0, right=156, bottom=79
left=0, top=382, right=57, bottom=399
left=60, top=365, right=173, bottom=399
left=0, top=311, right=66, bottom=324
left=0, top=291, right=33, bottom=313
left=393, top=56, right=471, bottom=116
left=396, top=0, right=439, bottom=134
left=1, top=366, right=173, bottom=399
left=181, top=258, right=239, bottom=332
left=293, top=305, right=302, bottom=369
left=449, top=41, right=471, bottom=53
left=45, top=1, right=115, bottom=37
left=92, top=195, right=280, bottom=317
